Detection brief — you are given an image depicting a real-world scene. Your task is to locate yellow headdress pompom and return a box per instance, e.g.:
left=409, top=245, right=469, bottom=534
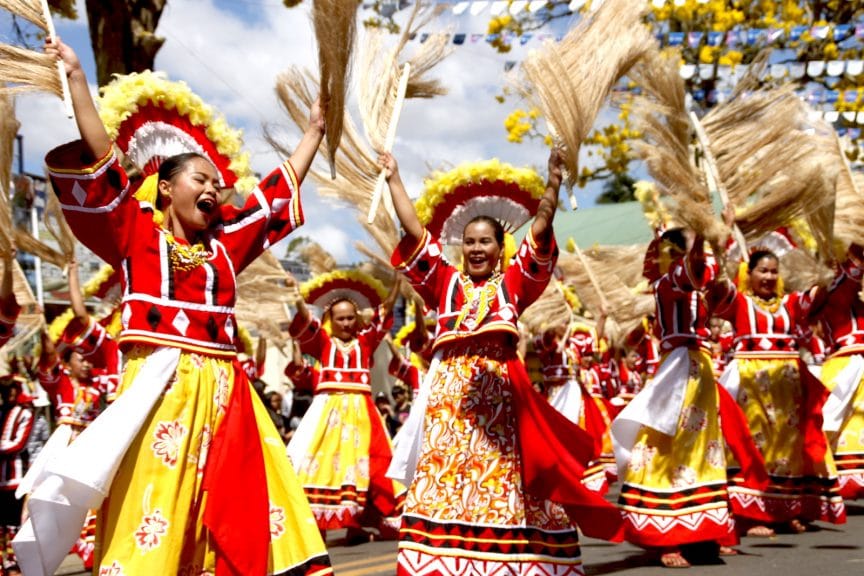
left=237, top=324, right=254, bottom=356
left=500, top=232, right=517, bottom=272
left=132, top=173, right=164, bottom=226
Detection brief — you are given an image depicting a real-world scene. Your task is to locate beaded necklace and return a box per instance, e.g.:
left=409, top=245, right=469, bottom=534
left=165, top=231, right=210, bottom=272
left=453, top=273, right=502, bottom=331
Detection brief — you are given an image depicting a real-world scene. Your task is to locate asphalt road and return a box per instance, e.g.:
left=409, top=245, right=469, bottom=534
left=55, top=502, right=864, bottom=575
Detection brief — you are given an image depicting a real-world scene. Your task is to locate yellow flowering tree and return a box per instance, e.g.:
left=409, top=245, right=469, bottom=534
left=497, top=1, right=864, bottom=191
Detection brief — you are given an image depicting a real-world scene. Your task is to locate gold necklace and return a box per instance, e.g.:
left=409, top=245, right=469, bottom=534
left=165, top=232, right=209, bottom=272
left=749, top=292, right=781, bottom=314
left=453, top=273, right=501, bottom=331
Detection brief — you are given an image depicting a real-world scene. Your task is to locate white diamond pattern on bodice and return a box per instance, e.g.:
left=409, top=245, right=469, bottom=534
left=172, top=310, right=190, bottom=336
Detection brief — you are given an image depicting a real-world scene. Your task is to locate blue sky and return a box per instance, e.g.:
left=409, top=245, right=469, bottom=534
left=7, top=0, right=613, bottom=264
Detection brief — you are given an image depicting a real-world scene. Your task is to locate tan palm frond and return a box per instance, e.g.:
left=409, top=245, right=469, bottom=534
left=43, top=187, right=75, bottom=261
left=831, top=138, right=864, bottom=254
left=0, top=92, right=18, bottom=256
left=519, top=0, right=654, bottom=186
left=0, top=1, right=70, bottom=112
left=312, top=0, right=358, bottom=178
left=629, top=48, right=727, bottom=248
left=235, top=251, right=294, bottom=347
left=299, top=241, right=337, bottom=276
left=701, top=85, right=837, bottom=244
left=0, top=43, right=62, bottom=96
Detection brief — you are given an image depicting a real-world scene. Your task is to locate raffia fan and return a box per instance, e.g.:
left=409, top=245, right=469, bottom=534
left=520, top=281, right=575, bottom=335
left=519, top=0, right=653, bottom=186
left=838, top=171, right=864, bottom=248
left=0, top=256, right=42, bottom=352
left=701, top=85, right=837, bottom=243
left=556, top=250, right=654, bottom=330
left=0, top=42, right=61, bottom=97
left=273, top=2, right=452, bottom=256
left=629, top=48, right=726, bottom=248
left=299, top=241, right=337, bottom=277
left=359, top=2, right=453, bottom=153
left=828, top=141, right=864, bottom=254
left=580, top=243, right=649, bottom=289
left=779, top=248, right=834, bottom=294
left=234, top=250, right=295, bottom=347
left=0, top=92, right=18, bottom=255
left=313, top=0, right=359, bottom=177
left=354, top=241, right=424, bottom=304
left=270, top=68, right=395, bottom=243
left=13, top=183, right=76, bottom=270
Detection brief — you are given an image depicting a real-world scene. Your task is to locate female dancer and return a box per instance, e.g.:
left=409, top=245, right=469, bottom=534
left=612, top=230, right=768, bottom=568
left=810, top=243, right=864, bottom=501
left=286, top=271, right=403, bottom=540
left=14, top=38, right=331, bottom=576
left=716, top=249, right=845, bottom=534
left=381, top=150, right=622, bottom=575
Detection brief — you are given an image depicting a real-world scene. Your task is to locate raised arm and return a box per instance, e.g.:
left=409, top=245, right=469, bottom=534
left=67, top=259, right=89, bottom=322
left=287, top=98, right=326, bottom=185
left=379, top=153, right=423, bottom=242
left=1, top=249, right=16, bottom=313
left=530, top=147, right=563, bottom=245
left=45, top=37, right=111, bottom=160
left=381, top=275, right=401, bottom=319
left=285, top=272, right=310, bottom=326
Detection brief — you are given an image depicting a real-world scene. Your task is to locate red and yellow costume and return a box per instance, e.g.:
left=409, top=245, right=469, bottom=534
left=13, top=69, right=331, bottom=576
left=390, top=228, right=622, bottom=575
left=612, top=247, right=769, bottom=548
left=814, top=253, right=864, bottom=500
left=0, top=382, right=33, bottom=573
left=715, top=285, right=845, bottom=525
left=287, top=297, right=404, bottom=532
left=533, top=332, right=612, bottom=490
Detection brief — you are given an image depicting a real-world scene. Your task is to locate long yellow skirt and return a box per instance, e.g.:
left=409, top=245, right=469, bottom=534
left=821, top=354, right=864, bottom=500
left=618, top=350, right=734, bottom=548
left=95, top=347, right=331, bottom=576
left=731, top=357, right=844, bottom=523
left=289, top=392, right=405, bottom=531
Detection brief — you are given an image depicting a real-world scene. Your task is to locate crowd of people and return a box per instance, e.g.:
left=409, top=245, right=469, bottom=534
left=0, top=30, right=861, bottom=576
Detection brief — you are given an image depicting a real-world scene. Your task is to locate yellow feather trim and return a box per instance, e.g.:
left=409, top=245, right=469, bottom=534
left=97, top=70, right=255, bottom=194
left=300, top=269, right=388, bottom=310
left=415, top=159, right=546, bottom=226
left=393, top=321, right=416, bottom=348
left=47, top=308, right=75, bottom=345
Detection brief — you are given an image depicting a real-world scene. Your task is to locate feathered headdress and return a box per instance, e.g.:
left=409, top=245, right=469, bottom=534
left=415, top=159, right=546, bottom=245
left=97, top=70, right=257, bottom=215
left=300, top=269, right=388, bottom=313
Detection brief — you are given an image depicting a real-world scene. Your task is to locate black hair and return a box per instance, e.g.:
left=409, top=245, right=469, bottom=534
left=747, top=249, right=779, bottom=273
left=155, top=153, right=208, bottom=211
left=660, top=229, right=687, bottom=252
left=60, top=345, right=75, bottom=364
left=158, top=152, right=208, bottom=183
left=464, top=215, right=504, bottom=246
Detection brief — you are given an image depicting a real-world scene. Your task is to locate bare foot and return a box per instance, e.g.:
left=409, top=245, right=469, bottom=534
left=660, top=550, right=691, bottom=568
left=788, top=518, right=807, bottom=534
left=746, top=525, right=775, bottom=537
left=719, top=546, right=739, bottom=556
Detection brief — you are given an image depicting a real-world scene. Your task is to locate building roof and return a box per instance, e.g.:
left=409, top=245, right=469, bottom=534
left=551, top=201, right=654, bottom=246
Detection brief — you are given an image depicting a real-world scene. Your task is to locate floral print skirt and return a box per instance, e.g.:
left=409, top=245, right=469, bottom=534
left=617, top=349, right=735, bottom=548
left=397, top=351, right=582, bottom=576
left=94, top=347, right=331, bottom=576
left=820, top=354, right=864, bottom=501
left=728, top=357, right=845, bottom=524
